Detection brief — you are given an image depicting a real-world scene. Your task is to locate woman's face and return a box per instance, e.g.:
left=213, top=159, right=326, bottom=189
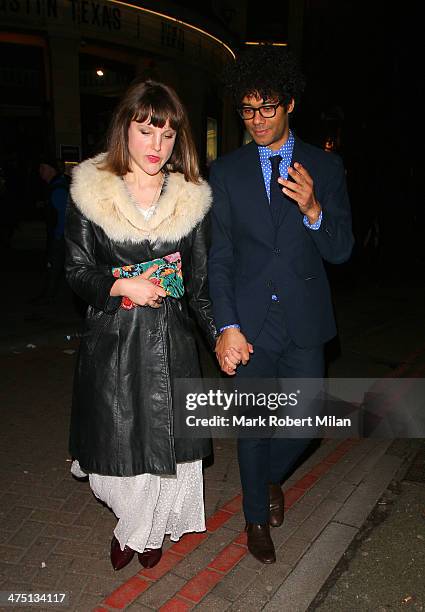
left=127, top=118, right=177, bottom=175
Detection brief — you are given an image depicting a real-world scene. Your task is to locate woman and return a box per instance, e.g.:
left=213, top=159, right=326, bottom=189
left=65, top=80, right=216, bottom=571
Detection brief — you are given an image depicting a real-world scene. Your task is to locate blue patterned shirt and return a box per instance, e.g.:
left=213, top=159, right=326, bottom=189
left=258, top=131, right=322, bottom=230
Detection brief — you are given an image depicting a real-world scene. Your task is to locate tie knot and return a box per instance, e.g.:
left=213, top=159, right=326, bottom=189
left=270, top=155, right=282, bottom=171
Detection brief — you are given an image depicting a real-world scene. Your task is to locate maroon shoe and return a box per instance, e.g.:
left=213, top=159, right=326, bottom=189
left=110, top=535, right=135, bottom=570
left=138, top=547, right=162, bottom=568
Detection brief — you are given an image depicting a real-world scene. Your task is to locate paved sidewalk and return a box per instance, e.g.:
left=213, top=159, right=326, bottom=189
left=0, top=340, right=422, bottom=612
left=313, top=441, right=425, bottom=611
left=1, top=251, right=425, bottom=611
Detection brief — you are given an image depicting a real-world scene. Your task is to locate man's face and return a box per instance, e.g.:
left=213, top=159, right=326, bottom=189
left=240, top=94, right=294, bottom=151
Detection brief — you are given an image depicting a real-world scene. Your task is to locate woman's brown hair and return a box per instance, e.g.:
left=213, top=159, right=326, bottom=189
left=100, top=80, right=201, bottom=183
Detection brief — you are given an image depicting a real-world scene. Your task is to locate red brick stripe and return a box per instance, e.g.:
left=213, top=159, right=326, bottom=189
left=168, top=532, right=208, bottom=555
left=100, top=438, right=358, bottom=609
left=103, top=575, right=151, bottom=609
left=294, top=473, right=320, bottom=490
left=178, top=568, right=223, bottom=602
left=221, top=493, right=243, bottom=514
left=159, top=596, right=194, bottom=611
left=160, top=439, right=359, bottom=606
left=205, top=508, right=233, bottom=532
left=233, top=531, right=248, bottom=546
left=284, top=486, right=305, bottom=509
left=310, top=462, right=332, bottom=477
left=208, top=542, right=247, bottom=572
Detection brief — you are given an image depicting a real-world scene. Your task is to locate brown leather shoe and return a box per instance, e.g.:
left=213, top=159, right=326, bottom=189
left=245, top=522, right=276, bottom=564
left=138, top=547, right=162, bottom=568
left=269, top=483, right=284, bottom=528
left=110, top=535, right=135, bottom=570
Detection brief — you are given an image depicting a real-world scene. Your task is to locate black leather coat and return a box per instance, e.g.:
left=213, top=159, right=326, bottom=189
left=65, top=155, right=216, bottom=476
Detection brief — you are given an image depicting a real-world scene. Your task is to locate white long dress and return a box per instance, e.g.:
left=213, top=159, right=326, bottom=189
left=71, top=459, right=205, bottom=552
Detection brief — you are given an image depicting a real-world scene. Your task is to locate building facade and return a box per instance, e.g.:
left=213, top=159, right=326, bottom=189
left=0, top=0, right=244, bottom=175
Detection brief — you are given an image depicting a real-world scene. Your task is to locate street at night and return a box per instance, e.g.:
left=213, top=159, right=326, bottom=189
left=1, top=251, right=424, bottom=609
left=1, top=1, right=423, bottom=610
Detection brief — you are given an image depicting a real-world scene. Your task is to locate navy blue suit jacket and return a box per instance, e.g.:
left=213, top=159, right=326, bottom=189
left=208, top=137, right=354, bottom=348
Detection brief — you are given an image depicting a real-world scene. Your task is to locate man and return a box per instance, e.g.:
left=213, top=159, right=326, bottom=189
left=208, top=45, right=354, bottom=564
left=38, top=158, right=69, bottom=302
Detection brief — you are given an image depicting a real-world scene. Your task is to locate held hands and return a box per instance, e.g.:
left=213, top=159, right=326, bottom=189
left=215, top=328, right=254, bottom=376
left=278, top=162, right=322, bottom=224
left=110, top=264, right=167, bottom=308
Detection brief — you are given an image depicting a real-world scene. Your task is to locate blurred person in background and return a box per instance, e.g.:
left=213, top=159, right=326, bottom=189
left=37, top=157, right=69, bottom=303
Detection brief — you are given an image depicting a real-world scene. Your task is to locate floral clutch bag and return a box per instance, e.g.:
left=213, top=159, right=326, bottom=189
left=112, top=251, right=184, bottom=309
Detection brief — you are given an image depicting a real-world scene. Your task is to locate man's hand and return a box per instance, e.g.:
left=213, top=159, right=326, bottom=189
left=278, top=162, right=321, bottom=224
left=215, top=328, right=254, bottom=376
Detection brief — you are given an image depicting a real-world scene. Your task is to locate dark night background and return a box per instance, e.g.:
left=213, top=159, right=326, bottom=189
left=0, top=0, right=422, bottom=276
left=248, top=0, right=422, bottom=278
left=297, top=1, right=422, bottom=277
left=236, top=0, right=420, bottom=277
left=1, top=6, right=425, bottom=606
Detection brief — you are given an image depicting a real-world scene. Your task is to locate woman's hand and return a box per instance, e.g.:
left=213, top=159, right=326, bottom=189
left=215, top=328, right=253, bottom=375
left=110, top=265, right=167, bottom=308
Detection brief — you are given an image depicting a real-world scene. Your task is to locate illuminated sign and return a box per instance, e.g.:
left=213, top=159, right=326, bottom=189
left=0, top=0, right=235, bottom=59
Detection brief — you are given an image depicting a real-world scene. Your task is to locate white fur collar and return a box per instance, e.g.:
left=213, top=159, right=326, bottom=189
left=70, top=153, right=212, bottom=244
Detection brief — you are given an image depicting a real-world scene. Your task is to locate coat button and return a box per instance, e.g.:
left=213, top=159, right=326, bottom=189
left=274, top=248, right=281, bottom=255
left=267, top=280, right=273, bottom=287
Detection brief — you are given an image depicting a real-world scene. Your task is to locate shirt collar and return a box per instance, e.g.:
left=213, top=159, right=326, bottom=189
left=257, top=130, right=294, bottom=159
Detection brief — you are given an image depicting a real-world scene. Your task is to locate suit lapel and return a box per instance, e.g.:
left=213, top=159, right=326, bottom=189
left=276, top=136, right=304, bottom=228
left=238, top=138, right=308, bottom=230
left=291, top=137, right=307, bottom=166
left=243, top=142, right=274, bottom=228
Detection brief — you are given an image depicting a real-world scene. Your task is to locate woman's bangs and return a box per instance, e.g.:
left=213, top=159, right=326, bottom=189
left=131, top=104, right=152, bottom=125
left=150, top=105, right=181, bottom=130
left=132, top=92, right=182, bottom=130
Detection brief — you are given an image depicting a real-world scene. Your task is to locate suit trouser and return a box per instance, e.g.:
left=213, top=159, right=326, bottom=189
left=237, top=301, right=324, bottom=524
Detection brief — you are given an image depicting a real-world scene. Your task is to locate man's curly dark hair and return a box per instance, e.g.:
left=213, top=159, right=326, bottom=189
left=223, top=45, right=306, bottom=107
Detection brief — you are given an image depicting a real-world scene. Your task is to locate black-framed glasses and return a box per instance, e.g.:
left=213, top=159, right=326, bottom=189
left=237, top=100, right=282, bottom=120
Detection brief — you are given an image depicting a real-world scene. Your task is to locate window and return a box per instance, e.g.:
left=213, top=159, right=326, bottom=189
left=206, top=117, right=218, bottom=166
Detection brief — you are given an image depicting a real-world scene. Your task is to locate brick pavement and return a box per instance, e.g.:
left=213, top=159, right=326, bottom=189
left=2, top=277, right=425, bottom=611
